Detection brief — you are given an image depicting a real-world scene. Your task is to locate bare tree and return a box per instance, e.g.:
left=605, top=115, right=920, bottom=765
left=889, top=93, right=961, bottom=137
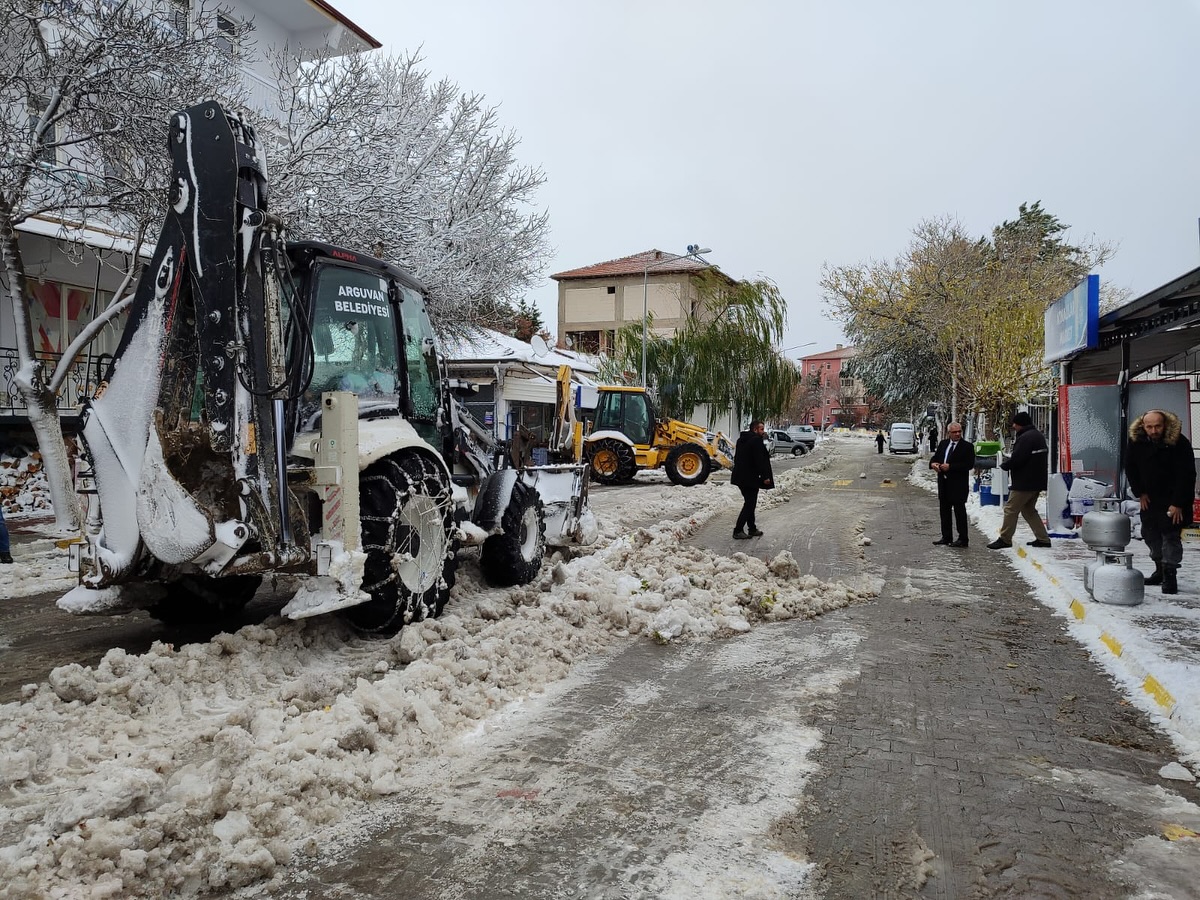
left=262, top=49, right=551, bottom=338
left=0, top=0, right=245, bottom=529
left=784, top=372, right=823, bottom=425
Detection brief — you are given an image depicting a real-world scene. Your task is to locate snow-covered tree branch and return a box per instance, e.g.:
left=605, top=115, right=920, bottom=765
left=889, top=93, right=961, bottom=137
left=0, top=0, right=248, bottom=529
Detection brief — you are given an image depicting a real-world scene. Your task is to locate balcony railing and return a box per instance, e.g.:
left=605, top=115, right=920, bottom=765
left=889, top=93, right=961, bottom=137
left=1, top=346, right=105, bottom=417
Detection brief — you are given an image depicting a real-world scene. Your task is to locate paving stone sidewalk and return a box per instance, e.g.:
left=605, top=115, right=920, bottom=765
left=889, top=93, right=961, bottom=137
left=791, top=446, right=1200, bottom=899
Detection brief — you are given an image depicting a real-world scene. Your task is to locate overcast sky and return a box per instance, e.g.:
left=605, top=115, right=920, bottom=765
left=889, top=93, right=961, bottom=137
left=332, top=0, right=1200, bottom=358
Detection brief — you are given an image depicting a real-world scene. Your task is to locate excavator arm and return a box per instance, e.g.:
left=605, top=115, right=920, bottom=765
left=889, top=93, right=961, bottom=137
left=76, top=101, right=308, bottom=589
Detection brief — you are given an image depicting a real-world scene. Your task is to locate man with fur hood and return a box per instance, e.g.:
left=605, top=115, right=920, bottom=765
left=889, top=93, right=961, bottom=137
left=1125, top=409, right=1197, bottom=594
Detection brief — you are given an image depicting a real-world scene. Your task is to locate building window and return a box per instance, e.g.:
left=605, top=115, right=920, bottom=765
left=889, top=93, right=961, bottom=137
left=606, top=285, right=615, bottom=294
left=461, top=382, right=496, bottom=436
left=28, top=98, right=58, bottom=166
left=215, top=12, right=239, bottom=54
left=566, top=330, right=601, bottom=354
left=167, top=0, right=189, bottom=32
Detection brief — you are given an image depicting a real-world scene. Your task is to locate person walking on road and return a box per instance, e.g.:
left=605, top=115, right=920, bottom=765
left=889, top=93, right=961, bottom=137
left=1126, top=409, right=1196, bottom=594
left=731, top=421, right=773, bottom=540
left=928, top=426, right=939, bottom=454
left=988, top=411, right=1052, bottom=550
left=875, top=430, right=885, bottom=454
left=931, top=422, right=975, bottom=547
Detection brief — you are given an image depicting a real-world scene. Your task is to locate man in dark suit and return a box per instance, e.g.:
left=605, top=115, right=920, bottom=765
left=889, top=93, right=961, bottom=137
left=731, top=421, right=774, bottom=539
left=930, top=421, right=975, bottom=547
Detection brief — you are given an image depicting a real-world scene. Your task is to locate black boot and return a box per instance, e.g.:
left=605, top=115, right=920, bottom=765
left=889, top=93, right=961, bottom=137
left=1162, top=566, right=1178, bottom=595
left=1145, top=560, right=1164, bottom=586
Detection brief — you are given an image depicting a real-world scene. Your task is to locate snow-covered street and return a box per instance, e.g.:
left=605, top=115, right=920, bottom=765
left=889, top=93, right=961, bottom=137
left=0, top=442, right=871, bottom=898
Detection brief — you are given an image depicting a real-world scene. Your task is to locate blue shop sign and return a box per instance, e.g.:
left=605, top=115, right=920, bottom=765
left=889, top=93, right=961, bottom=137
left=1044, top=275, right=1099, bottom=363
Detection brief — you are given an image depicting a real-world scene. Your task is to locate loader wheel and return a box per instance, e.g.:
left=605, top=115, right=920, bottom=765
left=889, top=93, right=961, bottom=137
left=344, top=453, right=457, bottom=634
left=587, top=438, right=636, bottom=485
left=664, top=443, right=711, bottom=486
left=148, top=574, right=262, bottom=625
left=480, top=480, right=546, bottom=587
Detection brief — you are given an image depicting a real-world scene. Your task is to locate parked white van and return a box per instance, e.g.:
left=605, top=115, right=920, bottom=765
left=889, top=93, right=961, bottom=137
left=888, top=423, right=917, bottom=454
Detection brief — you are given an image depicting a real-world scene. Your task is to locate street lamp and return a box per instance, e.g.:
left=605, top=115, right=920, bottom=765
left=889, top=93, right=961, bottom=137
left=780, top=341, right=816, bottom=358
left=641, top=244, right=712, bottom=387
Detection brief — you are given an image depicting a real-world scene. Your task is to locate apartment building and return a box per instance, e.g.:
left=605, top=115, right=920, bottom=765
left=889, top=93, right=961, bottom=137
left=798, top=344, right=871, bottom=428
left=551, top=249, right=727, bottom=356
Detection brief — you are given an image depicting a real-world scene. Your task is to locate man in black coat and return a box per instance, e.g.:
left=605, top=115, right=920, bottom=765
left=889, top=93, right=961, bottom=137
left=1126, top=409, right=1196, bottom=594
left=930, top=421, right=975, bottom=547
left=731, top=421, right=774, bottom=539
left=988, top=411, right=1051, bottom=549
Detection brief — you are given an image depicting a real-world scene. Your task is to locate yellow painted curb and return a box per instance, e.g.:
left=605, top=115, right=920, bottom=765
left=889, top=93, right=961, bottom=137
left=1163, top=824, right=1199, bottom=841
left=1142, top=675, right=1176, bottom=712
left=1100, top=632, right=1123, bottom=657
left=1016, top=547, right=1027, bottom=558
left=1069, top=599, right=1086, bottom=620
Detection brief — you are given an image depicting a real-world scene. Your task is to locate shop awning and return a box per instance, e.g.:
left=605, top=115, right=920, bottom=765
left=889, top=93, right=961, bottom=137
left=1067, top=265, right=1200, bottom=383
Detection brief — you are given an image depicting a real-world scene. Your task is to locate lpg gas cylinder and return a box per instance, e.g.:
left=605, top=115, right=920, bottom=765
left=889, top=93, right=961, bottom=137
left=1092, top=551, right=1144, bottom=606
left=1083, top=550, right=1108, bottom=596
left=1081, top=498, right=1131, bottom=551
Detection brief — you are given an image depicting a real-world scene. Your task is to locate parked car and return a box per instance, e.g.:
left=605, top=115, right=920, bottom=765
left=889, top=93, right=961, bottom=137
left=785, top=425, right=818, bottom=450
left=769, top=430, right=809, bottom=456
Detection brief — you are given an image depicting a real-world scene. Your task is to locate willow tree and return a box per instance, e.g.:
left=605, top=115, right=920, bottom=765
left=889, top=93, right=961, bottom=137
left=607, top=270, right=796, bottom=423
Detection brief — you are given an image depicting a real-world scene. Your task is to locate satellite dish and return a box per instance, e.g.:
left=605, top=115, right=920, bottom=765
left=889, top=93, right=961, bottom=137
left=530, top=334, right=550, bottom=357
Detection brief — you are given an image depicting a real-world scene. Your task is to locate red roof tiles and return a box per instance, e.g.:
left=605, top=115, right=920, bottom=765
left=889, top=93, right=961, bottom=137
left=551, top=249, right=713, bottom=281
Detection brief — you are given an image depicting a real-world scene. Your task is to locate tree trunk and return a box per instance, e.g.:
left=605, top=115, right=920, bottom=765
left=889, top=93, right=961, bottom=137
left=1, top=213, right=81, bottom=533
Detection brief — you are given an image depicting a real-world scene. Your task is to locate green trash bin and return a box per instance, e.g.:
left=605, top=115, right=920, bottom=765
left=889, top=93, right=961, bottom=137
left=974, top=440, right=1001, bottom=470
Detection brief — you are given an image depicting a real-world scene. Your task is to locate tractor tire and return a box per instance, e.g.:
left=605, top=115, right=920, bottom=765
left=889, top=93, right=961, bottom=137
left=147, top=574, right=261, bottom=625
left=480, top=480, right=546, bottom=587
left=587, top=438, right=637, bottom=485
left=664, top=442, right=711, bottom=486
left=344, top=452, right=457, bottom=634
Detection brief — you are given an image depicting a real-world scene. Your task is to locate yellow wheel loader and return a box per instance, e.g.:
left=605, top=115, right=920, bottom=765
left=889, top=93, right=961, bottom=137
left=584, top=386, right=734, bottom=486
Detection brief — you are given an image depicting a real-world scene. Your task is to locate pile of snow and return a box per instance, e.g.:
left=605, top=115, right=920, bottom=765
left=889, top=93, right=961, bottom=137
left=0, top=441, right=875, bottom=898
left=0, top=448, right=51, bottom=517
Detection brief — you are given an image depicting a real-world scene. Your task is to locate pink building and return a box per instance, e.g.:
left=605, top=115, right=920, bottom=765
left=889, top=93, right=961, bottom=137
left=798, top=344, right=871, bottom=428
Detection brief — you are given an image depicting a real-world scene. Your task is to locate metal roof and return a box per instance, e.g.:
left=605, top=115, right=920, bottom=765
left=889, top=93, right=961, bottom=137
left=1067, top=265, right=1200, bottom=383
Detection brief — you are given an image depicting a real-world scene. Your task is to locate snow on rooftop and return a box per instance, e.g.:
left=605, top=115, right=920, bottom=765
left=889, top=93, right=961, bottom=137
left=442, top=327, right=599, bottom=375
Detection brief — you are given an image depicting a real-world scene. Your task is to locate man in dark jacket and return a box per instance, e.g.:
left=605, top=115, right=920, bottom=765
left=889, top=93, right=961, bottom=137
left=1126, top=409, right=1196, bottom=594
left=988, top=411, right=1051, bottom=549
left=731, top=421, right=774, bottom=539
left=930, top=421, right=975, bottom=547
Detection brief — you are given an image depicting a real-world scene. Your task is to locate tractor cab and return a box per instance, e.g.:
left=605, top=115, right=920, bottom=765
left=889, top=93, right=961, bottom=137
left=288, top=241, right=444, bottom=447
left=593, top=386, right=656, bottom=446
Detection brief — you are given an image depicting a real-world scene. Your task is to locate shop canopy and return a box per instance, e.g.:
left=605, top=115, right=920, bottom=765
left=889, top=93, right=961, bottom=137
left=1067, top=265, right=1200, bottom=383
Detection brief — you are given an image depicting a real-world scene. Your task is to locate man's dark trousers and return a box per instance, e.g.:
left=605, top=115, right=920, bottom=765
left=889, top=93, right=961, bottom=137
left=939, top=492, right=968, bottom=544
left=735, top=485, right=760, bottom=533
